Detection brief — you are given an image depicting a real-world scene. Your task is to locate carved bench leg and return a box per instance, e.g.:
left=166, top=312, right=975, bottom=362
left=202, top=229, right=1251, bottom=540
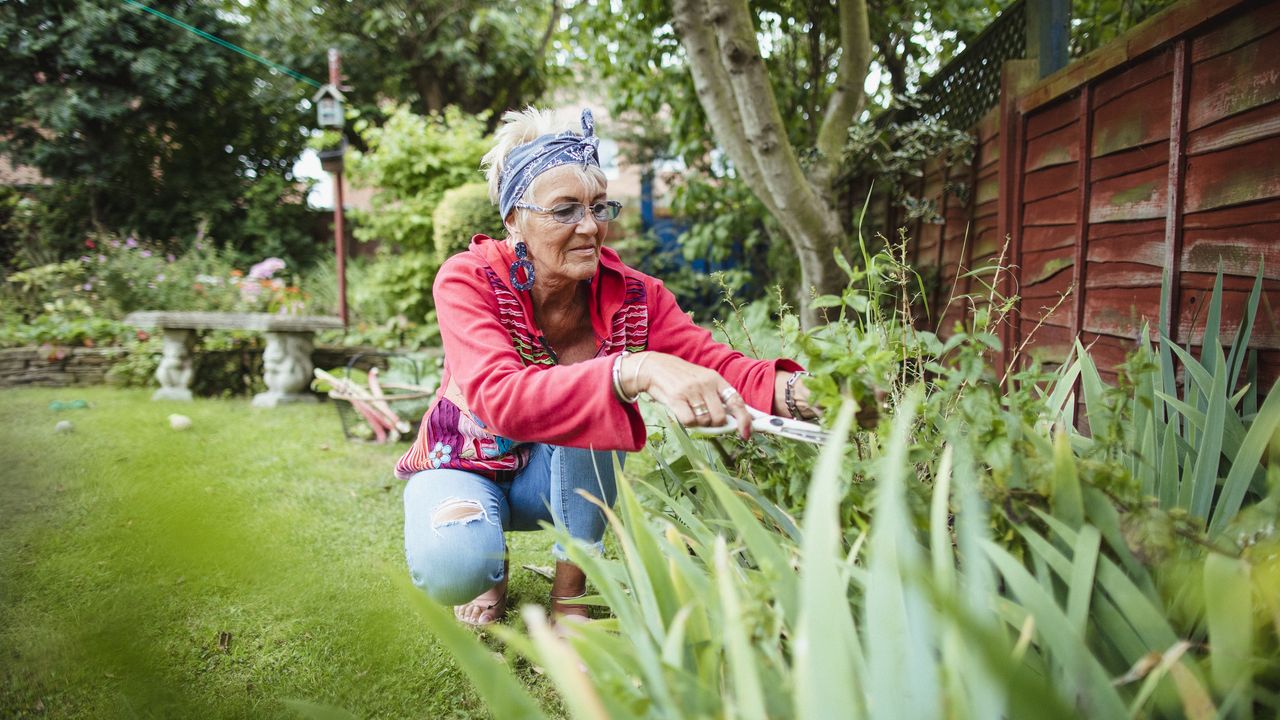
left=252, top=331, right=318, bottom=408
left=152, top=328, right=195, bottom=401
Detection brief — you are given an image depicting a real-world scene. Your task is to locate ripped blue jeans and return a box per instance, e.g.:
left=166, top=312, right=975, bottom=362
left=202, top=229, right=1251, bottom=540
left=403, top=444, right=621, bottom=606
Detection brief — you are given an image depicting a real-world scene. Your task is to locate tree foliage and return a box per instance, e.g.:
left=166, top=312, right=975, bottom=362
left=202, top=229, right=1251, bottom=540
left=566, top=0, right=997, bottom=325
left=231, top=0, right=565, bottom=133
left=0, top=0, right=317, bottom=262
left=342, top=105, right=493, bottom=328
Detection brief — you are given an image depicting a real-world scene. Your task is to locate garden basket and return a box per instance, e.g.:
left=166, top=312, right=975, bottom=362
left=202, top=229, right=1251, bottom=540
left=326, top=351, right=434, bottom=443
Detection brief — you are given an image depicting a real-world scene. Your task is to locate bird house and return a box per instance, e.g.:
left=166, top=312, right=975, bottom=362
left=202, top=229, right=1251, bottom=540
left=313, top=84, right=346, bottom=129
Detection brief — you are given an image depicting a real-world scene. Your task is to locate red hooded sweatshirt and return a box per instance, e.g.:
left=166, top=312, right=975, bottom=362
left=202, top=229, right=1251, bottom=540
left=395, top=235, right=802, bottom=480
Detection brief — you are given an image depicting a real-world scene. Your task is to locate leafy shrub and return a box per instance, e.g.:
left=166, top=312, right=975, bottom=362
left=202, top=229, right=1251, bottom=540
left=347, top=105, right=491, bottom=254
left=433, top=182, right=502, bottom=262
left=391, top=240, right=1280, bottom=720
left=337, top=106, right=494, bottom=337
left=0, top=300, right=133, bottom=350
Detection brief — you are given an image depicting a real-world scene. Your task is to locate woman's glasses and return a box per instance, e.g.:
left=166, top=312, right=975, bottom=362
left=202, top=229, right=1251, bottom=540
left=516, top=200, right=622, bottom=225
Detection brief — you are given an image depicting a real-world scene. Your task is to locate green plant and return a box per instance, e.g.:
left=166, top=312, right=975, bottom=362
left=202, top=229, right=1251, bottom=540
left=401, top=242, right=1279, bottom=719
left=433, top=182, right=503, bottom=263
left=340, top=105, right=494, bottom=330
left=347, top=105, right=491, bottom=254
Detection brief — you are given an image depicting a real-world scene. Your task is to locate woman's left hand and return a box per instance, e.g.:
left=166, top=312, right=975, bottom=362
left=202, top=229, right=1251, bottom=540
left=773, top=371, right=820, bottom=420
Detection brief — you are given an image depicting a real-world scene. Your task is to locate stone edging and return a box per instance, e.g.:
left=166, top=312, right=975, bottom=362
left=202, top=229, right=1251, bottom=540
left=0, top=345, right=419, bottom=390
left=0, top=346, right=127, bottom=387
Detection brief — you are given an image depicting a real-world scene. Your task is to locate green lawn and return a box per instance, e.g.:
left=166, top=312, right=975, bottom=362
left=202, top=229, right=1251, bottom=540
left=0, top=387, right=564, bottom=719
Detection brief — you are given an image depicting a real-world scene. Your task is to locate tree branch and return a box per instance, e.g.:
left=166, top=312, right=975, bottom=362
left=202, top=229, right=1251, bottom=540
left=815, top=0, right=871, bottom=175
left=534, top=0, right=561, bottom=65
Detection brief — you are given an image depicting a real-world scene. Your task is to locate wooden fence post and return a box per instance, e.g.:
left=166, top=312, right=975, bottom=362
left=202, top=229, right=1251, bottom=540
left=997, top=59, right=1041, bottom=382
left=1025, top=0, right=1070, bottom=78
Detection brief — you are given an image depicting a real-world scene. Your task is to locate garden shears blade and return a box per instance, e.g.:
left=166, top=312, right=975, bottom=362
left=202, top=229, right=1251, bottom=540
left=690, top=405, right=830, bottom=445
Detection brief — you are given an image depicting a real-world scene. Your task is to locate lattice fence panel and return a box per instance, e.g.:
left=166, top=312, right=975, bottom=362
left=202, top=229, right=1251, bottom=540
left=917, top=0, right=1027, bottom=131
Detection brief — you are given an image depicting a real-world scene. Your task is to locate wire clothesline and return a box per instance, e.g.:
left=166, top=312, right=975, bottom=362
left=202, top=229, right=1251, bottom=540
left=120, top=0, right=325, bottom=90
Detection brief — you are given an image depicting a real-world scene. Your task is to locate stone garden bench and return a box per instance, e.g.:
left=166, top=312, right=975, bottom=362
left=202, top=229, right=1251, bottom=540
left=124, top=311, right=344, bottom=407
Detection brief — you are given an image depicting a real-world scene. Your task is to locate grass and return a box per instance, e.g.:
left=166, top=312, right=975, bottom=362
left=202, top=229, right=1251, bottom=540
left=0, top=386, right=565, bottom=719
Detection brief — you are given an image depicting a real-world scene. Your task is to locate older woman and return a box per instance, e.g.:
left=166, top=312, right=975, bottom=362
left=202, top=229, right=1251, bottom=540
left=397, top=108, right=815, bottom=626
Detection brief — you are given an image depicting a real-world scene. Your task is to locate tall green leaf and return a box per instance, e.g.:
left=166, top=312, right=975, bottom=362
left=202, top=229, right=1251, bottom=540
left=401, top=575, right=549, bottom=720
left=1203, top=553, right=1253, bottom=714
left=1051, top=429, right=1084, bottom=529
left=794, top=402, right=866, bottom=720
left=865, top=388, right=941, bottom=720
left=1226, top=263, right=1264, bottom=392
left=983, top=540, right=1131, bottom=718
left=1200, top=265, right=1225, bottom=380
left=1184, top=343, right=1228, bottom=519
left=713, top=536, right=769, bottom=720
left=1209, top=374, right=1280, bottom=534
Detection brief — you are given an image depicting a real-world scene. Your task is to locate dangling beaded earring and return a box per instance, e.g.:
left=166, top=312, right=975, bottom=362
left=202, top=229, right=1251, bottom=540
left=509, top=241, right=536, bottom=291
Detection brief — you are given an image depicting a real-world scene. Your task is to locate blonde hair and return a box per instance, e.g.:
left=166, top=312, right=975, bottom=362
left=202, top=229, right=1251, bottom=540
left=482, top=107, right=608, bottom=225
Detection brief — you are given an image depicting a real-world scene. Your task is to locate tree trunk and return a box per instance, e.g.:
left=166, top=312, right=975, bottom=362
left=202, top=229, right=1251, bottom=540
left=672, top=0, right=870, bottom=328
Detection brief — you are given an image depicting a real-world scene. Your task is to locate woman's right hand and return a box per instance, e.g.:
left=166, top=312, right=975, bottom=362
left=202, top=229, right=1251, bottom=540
left=620, top=352, right=754, bottom=439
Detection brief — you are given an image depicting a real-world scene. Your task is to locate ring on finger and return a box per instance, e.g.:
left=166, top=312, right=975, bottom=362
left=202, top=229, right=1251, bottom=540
left=718, top=387, right=740, bottom=403
left=691, top=402, right=710, bottom=416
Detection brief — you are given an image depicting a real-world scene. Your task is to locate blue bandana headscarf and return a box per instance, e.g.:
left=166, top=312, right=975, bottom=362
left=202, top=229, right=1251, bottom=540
left=498, top=108, right=601, bottom=220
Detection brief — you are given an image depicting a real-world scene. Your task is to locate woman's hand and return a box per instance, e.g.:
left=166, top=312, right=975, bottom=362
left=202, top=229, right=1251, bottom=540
left=620, top=352, right=754, bottom=439
left=773, top=371, right=821, bottom=420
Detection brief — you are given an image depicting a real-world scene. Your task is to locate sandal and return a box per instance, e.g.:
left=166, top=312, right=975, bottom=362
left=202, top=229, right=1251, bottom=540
left=454, top=561, right=509, bottom=627
left=549, top=590, right=591, bottom=626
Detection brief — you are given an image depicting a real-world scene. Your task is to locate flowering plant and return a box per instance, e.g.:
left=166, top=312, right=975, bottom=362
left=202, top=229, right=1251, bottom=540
left=231, top=257, right=308, bottom=315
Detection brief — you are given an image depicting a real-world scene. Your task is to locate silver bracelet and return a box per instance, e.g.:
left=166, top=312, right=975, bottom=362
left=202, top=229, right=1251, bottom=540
left=612, top=353, right=640, bottom=404
left=785, top=371, right=810, bottom=419
left=630, top=351, right=652, bottom=397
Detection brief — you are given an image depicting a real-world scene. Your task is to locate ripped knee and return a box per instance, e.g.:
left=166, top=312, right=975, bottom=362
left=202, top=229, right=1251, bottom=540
left=431, top=497, right=494, bottom=532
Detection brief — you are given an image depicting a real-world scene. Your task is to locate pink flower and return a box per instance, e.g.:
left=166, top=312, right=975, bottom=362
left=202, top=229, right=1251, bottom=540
left=85, top=238, right=96, bottom=249
left=166, top=254, right=176, bottom=263
left=140, top=249, right=152, bottom=258
left=248, top=257, right=287, bottom=280
left=125, top=237, right=138, bottom=249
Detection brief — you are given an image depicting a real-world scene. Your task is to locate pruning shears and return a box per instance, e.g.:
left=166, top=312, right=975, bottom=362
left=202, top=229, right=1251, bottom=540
left=689, top=405, right=830, bottom=445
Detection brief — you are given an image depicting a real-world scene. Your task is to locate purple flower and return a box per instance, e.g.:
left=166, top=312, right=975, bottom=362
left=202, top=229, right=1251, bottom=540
left=81, top=283, right=93, bottom=291
left=166, top=254, right=176, bottom=263
left=156, top=273, right=166, bottom=282
left=140, top=249, right=152, bottom=258
left=97, top=254, right=106, bottom=263
left=79, top=255, right=90, bottom=263
left=248, top=257, right=286, bottom=280
left=125, top=237, right=138, bottom=249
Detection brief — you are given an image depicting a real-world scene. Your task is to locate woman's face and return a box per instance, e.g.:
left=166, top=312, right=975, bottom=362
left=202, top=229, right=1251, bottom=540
left=511, top=166, right=609, bottom=286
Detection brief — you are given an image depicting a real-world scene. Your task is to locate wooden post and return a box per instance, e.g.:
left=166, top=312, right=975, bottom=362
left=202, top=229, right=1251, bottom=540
left=1163, top=39, right=1191, bottom=344
left=1072, top=86, right=1094, bottom=345
left=1026, top=0, right=1070, bottom=79
left=328, top=48, right=348, bottom=328
left=997, top=60, right=1040, bottom=382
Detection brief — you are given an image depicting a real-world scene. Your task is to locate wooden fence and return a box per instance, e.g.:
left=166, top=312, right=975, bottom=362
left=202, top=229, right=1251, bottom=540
left=874, top=0, right=1279, bottom=391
